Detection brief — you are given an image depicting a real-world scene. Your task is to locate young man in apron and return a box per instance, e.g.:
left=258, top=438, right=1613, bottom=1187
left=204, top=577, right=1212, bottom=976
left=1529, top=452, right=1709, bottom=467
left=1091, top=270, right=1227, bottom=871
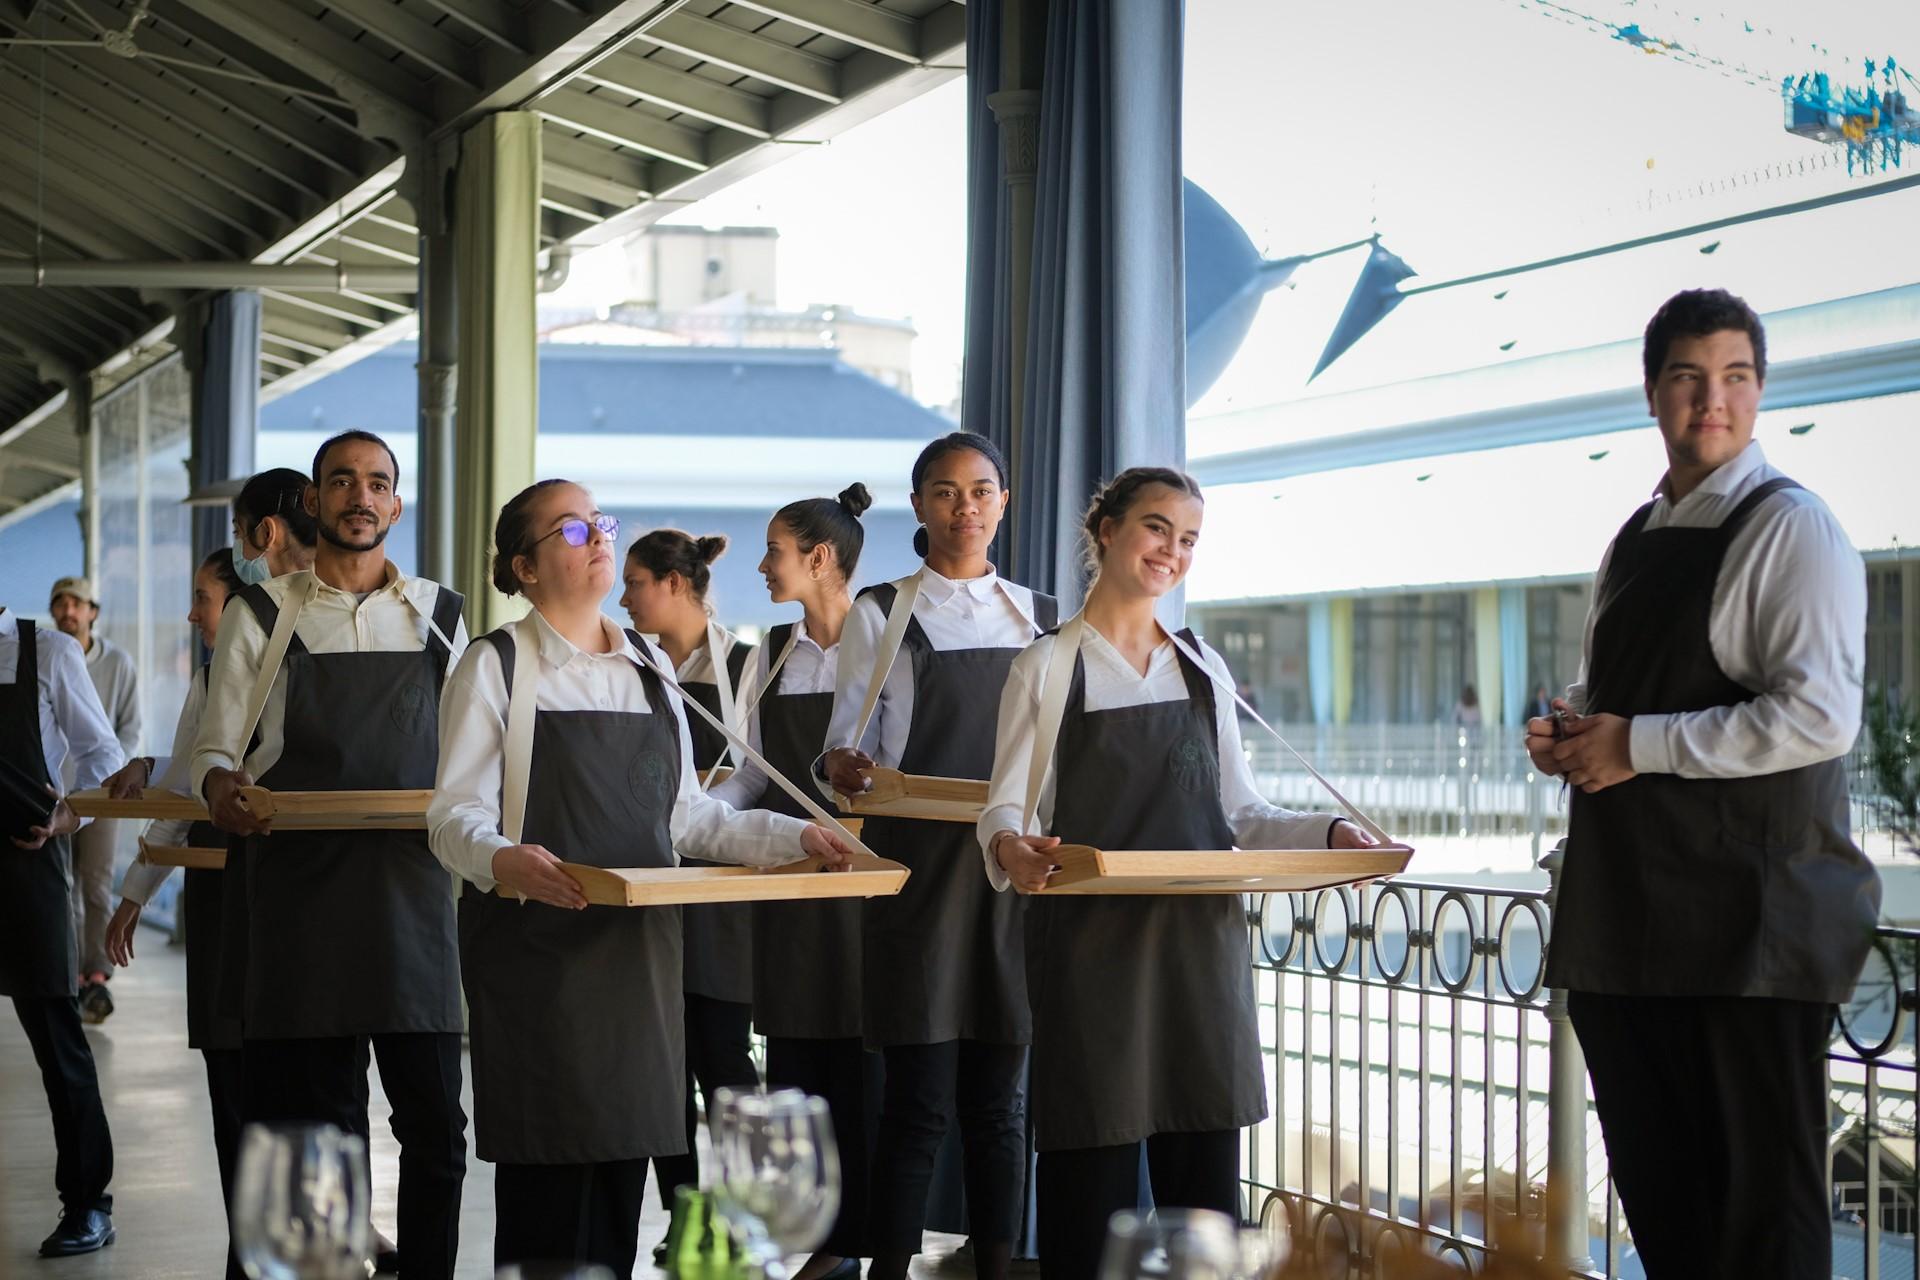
left=191, top=431, right=470, bottom=1280
left=1529, top=289, right=1881, bottom=1279
left=0, top=602, right=125, bottom=1256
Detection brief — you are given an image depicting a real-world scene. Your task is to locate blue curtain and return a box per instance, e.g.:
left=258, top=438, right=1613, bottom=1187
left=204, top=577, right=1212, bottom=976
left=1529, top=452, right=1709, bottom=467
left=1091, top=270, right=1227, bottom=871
left=969, top=0, right=1188, bottom=606
left=189, top=290, right=261, bottom=569
left=1499, top=586, right=1528, bottom=726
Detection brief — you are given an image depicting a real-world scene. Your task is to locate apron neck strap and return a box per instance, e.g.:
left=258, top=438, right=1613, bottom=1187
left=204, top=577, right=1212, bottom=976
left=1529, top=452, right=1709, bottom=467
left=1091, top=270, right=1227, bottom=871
left=500, top=614, right=542, bottom=846
left=237, top=575, right=315, bottom=764
left=849, top=568, right=925, bottom=754
left=1021, top=611, right=1086, bottom=836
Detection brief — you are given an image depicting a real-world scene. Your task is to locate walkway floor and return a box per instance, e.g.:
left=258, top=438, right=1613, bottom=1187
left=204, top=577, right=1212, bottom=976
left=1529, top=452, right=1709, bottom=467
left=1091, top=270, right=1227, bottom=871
left=1, top=931, right=965, bottom=1278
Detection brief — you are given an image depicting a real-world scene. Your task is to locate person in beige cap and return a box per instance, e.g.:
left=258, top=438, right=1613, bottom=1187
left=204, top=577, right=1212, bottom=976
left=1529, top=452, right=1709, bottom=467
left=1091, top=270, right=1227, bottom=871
left=48, top=576, right=140, bottom=1024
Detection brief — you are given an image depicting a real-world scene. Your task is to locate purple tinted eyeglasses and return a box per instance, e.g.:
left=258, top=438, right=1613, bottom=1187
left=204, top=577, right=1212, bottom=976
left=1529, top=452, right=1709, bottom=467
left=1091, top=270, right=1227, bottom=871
left=531, top=513, right=620, bottom=551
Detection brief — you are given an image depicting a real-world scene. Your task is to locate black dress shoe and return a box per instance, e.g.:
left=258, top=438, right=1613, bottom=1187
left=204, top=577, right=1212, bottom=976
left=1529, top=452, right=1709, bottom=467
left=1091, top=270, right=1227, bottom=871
left=374, top=1235, right=401, bottom=1273
left=38, top=1208, right=115, bottom=1257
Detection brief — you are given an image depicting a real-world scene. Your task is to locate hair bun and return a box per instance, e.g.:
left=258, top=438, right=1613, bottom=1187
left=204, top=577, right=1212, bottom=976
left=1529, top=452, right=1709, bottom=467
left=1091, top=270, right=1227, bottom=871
left=837, top=482, right=873, bottom=519
left=695, top=534, right=729, bottom=564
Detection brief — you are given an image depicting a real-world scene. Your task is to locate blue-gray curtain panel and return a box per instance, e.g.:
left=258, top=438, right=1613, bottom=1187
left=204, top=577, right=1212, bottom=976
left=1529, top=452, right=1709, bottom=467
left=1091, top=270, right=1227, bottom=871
left=961, top=0, right=1009, bottom=452
left=189, top=289, right=261, bottom=568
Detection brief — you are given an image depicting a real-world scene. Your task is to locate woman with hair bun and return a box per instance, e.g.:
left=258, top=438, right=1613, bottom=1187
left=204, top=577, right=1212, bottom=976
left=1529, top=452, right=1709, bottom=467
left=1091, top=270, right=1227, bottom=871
left=430, top=479, right=853, bottom=1276
left=619, top=527, right=759, bottom=1217
left=978, top=467, right=1378, bottom=1280
left=818, top=432, right=1056, bottom=1280
left=711, top=482, right=878, bottom=1280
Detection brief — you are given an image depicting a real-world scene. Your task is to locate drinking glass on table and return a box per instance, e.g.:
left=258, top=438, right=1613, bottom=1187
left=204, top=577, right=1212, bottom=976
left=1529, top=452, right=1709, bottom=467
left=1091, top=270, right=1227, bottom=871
left=1099, top=1208, right=1242, bottom=1280
left=232, top=1122, right=372, bottom=1280
left=711, top=1087, right=841, bottom=1280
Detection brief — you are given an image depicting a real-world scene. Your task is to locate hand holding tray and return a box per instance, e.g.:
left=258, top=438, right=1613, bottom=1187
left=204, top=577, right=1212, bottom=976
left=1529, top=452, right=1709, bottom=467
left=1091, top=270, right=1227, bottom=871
left=838, top=768, right=987, bottom=825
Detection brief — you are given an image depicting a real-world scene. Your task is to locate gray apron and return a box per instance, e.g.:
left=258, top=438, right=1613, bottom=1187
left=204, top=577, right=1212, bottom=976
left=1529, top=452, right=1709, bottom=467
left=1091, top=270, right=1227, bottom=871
left=0, top=619, right=78, bottom=999
left=679, top=642, right=755, bottom=1004
left=1026, top=632, right=1263, bottom=1152
left=459, top=627, right=686, bottom=1165
left=858, top=582, right=1056, bottom=1048
left=1545, top=476, right=1881, bottom=1003
left=234, top=583, right=465, bottom=1039
left=181, top=664, right=242, bottom=1052
left=749, top=623, right=862, bottom=1040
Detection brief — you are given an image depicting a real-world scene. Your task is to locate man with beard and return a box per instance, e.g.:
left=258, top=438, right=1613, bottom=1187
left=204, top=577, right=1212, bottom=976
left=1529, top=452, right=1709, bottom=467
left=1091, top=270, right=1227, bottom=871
left=47, top=576, right=140, bottom=1024
left=191, top=430, right=470, bottom=1279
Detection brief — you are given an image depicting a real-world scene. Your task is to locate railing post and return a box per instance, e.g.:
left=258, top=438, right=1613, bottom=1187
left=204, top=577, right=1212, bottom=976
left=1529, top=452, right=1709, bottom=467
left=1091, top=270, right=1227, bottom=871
left=1540, top=839, right=1596, bottom=1273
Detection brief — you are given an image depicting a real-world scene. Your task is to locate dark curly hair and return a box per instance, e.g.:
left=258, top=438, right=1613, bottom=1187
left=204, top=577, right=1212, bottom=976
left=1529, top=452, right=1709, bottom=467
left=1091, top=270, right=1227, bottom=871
left=1643, top=288, right=1767, bottom=385
left=910, top=431, right=1008, bottom=557
left=627, top=528, right=729, bottom=607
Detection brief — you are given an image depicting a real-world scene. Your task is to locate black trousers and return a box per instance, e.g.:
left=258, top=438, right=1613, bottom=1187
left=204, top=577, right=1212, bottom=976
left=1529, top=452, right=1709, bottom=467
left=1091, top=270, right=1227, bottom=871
left=243, top=1033, right=468, bottom=1280
left=204, top=1047, right=246, bottom=1280
left=765, top=1034, right=886, bottom=1258
left=11, top=995, right=113, bottom=1215
left=1569, top=991, right=1832, bottom=1280
left=1035, top=1130, right=1240, bottom=1280
left=870, top=1039, right=1027, bottom=1254
left=654, top=993, right=758, bottom=1209
left=495, top=1158, right=651, bottom=1277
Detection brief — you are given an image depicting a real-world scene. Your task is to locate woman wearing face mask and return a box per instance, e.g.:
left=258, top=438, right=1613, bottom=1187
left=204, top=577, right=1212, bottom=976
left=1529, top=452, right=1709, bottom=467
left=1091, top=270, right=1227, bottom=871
left=979, top=468, right=1378, bottom=1280
left=818, top=432, right=1056, bottom=1280
left=97, top=468, right=321, bottom=1279
left=431, top=480, right=853, bottom=1276
left=619, top=529, right=758, bottom=1216
left=710, top=483, right=878, bottom=1280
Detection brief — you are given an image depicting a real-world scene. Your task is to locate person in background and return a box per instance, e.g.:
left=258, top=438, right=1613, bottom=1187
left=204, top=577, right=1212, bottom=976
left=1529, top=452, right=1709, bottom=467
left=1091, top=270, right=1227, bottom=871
left=1523, top=683, right=1553, bottom=725
left=49, top=575, right=139, bottom=1025
left=1, top=595, right=124, bottom=1257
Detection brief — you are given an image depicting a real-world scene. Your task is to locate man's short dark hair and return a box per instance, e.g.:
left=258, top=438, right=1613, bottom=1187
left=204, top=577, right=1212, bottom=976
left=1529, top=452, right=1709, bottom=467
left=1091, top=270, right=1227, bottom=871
left=312, top=430, right=401, bottom=486
left=1642, top=288, right=1767, bottom=385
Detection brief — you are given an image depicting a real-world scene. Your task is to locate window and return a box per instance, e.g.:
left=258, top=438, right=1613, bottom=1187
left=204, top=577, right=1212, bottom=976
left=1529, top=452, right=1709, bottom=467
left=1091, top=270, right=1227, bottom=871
left=1866, top=565, right=1910, bottom=704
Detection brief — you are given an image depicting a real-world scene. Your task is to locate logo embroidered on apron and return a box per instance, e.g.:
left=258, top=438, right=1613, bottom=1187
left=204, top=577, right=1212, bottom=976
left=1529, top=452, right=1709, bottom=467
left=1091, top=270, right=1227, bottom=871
left=389, top=684, right=432, bottom=737
left=1169, top=734, right=1216, bottom=794
left=628, top=751, right=675, bottom=813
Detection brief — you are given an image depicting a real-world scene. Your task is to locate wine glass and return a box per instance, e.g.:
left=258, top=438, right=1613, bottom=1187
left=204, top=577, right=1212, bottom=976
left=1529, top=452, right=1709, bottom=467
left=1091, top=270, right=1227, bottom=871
left=1099, top=1208, right=1242, bottom=1280
left=711, top=1088, right=841, bottom=1280
left=232, top=1123, right=373, bottom=1280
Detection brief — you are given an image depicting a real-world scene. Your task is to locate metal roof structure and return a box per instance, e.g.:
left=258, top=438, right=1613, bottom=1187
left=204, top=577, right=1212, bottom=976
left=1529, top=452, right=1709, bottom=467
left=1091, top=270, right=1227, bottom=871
left=0, top=0, right=964, bottom=522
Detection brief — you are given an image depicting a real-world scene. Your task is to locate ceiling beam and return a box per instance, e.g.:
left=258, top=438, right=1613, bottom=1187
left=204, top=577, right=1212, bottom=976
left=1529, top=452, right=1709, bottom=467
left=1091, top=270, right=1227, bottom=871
left=313, top=0, right=484, bottom=89
left=414, top=0, right=531, bottom=56
left=637, top=11, right=841, bottom=102
left=536, top=85, right=709, bottom=170
left=722, top=0, right=921, bottom=63
left=576, top=48, right=772, bottom=137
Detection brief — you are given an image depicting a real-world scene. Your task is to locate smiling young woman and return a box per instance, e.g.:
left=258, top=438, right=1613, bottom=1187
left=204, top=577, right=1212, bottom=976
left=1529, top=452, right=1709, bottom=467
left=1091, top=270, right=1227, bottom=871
left=977, top=467, right=1372, bottom=1280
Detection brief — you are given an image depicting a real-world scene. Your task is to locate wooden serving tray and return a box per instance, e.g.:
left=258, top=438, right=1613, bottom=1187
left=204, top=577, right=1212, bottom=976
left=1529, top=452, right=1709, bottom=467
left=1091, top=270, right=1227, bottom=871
left=1035, top=845, right=1413, bottom=895
left=141, top=845, right=228, bottom=870
left=501, top=852, right=910, bottom=907
left=839, top=769, right=987, bottom=824
left=67, top=787, right=431, bottom=830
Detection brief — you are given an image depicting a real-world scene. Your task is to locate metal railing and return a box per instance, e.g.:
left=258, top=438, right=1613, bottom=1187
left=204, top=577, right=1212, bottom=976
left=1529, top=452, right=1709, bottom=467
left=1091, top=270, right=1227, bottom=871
left=1242, top=871, right=1920, bottom=1278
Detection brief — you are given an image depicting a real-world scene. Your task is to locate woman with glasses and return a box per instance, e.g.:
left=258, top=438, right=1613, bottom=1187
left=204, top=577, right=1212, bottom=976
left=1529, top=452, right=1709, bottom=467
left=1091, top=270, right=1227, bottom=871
left=429, top=480, right=855, bottom=1276
left=620, top=528, right=759, bottom=1218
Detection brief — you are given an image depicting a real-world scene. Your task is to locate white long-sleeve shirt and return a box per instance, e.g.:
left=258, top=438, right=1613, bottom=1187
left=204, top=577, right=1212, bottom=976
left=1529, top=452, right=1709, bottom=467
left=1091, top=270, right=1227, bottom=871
left=816, top=566, right=1042, bottom=790
left=428, top=609, right=813, bottom=893
left=189, top=566, right=468, bottom=799
left=978, top=626, right=1340, bottom=891
left=709, top=622, right=839, bottom=812
left=118, top=671, right=207, bottom=907
left=0, top=609, right=123, bottom=806
left=1565, top=440, right=1867, bottom=779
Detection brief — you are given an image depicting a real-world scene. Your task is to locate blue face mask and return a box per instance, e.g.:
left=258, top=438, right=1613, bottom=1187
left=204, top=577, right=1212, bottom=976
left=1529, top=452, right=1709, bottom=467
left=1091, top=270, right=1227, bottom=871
left=234, top=528, right=272, bottom=587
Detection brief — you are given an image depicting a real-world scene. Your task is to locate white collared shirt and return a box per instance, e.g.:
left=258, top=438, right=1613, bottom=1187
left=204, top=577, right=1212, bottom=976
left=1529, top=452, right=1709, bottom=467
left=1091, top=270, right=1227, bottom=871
left=817, top=566, right=1041, bottom=791
left=0, top=608, right=123, bottom=804
left=427, top=609, right=812, bottom=892
left=709, top=621, right=839, bottom=812
left=189, top=565, right=469, bottom=798
left=1566, top=439, right=1867, bottom=778
left=118, top=670, right=207, bottom=906
left=977, top=626, right=1338, bottom=890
